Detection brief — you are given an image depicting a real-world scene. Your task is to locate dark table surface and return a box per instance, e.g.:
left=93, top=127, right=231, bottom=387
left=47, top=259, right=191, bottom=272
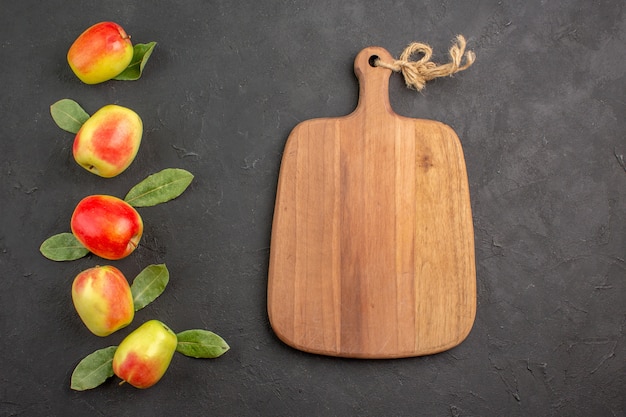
left=1, top=1, right=624, bottom=416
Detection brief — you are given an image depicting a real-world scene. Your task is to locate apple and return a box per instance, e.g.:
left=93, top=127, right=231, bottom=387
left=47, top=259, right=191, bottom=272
left=67, top=21, right=133, bottom=84
left=113, top=320, right=178, bottom=389
left=72, top=265, right=134, bottom=336
left=73, top=104, right=143, bottom=178
left=71, top=195, right=143, bottom=260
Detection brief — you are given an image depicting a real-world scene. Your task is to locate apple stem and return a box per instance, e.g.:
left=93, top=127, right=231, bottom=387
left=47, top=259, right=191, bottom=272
left=118, top=379, right=127, bottom=386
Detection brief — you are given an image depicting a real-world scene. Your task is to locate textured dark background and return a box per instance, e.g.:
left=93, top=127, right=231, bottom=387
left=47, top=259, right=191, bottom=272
left=1, top=1, right=624, bottom=416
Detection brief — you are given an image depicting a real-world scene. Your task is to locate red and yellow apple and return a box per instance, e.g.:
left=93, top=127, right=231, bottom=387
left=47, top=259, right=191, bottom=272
left=73, top=105, right=143, bottom=178
left=113, top=320, right=178, bottom=389
left=72, top=265, right=134, bottom=336
left=71, top=195, right=143, bottom=260
left=67, top=21, right=134, bottom=84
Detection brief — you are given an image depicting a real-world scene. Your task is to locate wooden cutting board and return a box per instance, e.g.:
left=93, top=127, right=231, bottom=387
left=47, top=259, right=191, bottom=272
left=267, top=46, right=476, bottom=358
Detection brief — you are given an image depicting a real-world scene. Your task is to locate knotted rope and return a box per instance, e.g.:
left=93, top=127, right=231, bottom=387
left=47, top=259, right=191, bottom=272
left=375, top=35, right=475, bottom=91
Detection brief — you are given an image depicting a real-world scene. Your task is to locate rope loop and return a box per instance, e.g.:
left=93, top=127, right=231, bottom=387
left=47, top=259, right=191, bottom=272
left=375, top=35, right=475, bottom=91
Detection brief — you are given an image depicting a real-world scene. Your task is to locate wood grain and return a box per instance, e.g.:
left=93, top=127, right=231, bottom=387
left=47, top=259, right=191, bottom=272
left=268, top=47, right=476, bottom=358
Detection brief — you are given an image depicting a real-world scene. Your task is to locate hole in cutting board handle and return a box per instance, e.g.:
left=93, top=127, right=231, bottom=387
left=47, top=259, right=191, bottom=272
left=368, top=55, right=379, bottom=67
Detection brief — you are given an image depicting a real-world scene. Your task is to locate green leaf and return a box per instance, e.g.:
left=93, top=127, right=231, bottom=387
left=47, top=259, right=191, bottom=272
left=114, top=42, right=157, bottom=81
left=176, top=329, right=230, bottom=359
left=50, top=99, right=90, bottom=134
left=70, top=346, right=117, bottom=391
left=131, top=264, right=169, bottom=311
left=124, top=168, right=194, bottom=207
left=40, top=233, right=89, bottom=261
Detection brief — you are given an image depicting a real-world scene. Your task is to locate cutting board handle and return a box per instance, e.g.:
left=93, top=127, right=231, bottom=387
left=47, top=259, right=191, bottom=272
left=353, top=47, right=395, bottom=118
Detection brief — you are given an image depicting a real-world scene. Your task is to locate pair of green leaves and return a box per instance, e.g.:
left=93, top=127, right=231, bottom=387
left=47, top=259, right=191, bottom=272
left=39, top=168, right=194, bottom=261
left=71, top=329, right=230, bottom=391
left=52, top=43, right=156, bottom=131
left=51, top=41, right=155, bottom=132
